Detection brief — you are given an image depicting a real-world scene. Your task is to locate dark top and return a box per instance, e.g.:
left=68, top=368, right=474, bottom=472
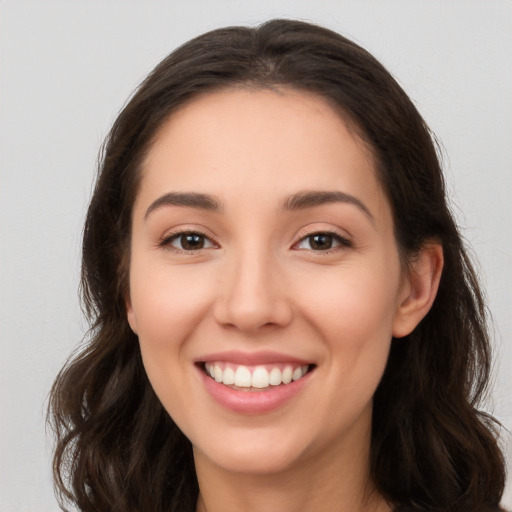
left=393, top=505, right=505, bottom=512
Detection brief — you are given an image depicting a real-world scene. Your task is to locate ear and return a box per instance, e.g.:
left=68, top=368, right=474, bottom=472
left=392, top=243, right=443, bottom=338
left=125, top=295, right=139, bottom=335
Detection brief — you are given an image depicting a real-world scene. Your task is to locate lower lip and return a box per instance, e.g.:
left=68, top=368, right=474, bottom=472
left=198, top=367, right=313, bottom=414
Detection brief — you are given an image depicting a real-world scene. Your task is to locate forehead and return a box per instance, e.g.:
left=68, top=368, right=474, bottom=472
left=136, top=87, right=384, bottom=215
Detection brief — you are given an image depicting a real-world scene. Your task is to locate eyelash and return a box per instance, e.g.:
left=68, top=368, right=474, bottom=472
left=158, top=230, right=216, bottom=253
left=293, top=231, right=352, bottom=253
left=159, top=229, right=352, bottom=255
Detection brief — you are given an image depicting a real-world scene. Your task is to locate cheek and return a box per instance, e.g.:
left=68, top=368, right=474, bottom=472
left=294, top=255, right=402, bottom=404
left=128, top=263, right=217, bottom=427
left=128, top=261, right=218, bottom=413
left=299, top=262, right=401, bottom=346
left=129, top=261, right=216, bottom=346
left=297, top=263, right=400, bottom=423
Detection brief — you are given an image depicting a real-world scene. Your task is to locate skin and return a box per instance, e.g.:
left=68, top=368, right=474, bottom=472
left=126, top=88, right=443, bottom=512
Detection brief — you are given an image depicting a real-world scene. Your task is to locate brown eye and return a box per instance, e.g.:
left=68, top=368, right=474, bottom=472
left=295, top=232, right=352, bottom=251
left=164, top=232, right=214, bottom=251
left=309, top=234, right=335, bottom=250
left=180, top=233, right=205, bottom=250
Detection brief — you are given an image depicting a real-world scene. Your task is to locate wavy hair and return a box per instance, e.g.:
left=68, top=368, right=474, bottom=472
left=48, top=19, right=506, bottom=512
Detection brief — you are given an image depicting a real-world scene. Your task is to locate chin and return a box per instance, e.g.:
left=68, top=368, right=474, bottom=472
left=192, top=429, right=310, bottom=476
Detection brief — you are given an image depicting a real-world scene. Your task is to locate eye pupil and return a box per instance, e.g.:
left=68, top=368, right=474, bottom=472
left=310, top=234, right=333, bottom=250
left=181, top=233, right=204, bottom=250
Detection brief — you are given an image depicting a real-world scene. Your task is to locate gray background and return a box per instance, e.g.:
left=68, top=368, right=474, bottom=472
left=1, top=1, right=511, bottom=510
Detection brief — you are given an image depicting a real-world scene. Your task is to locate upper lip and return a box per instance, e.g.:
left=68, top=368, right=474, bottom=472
left=195, top=350, right=313, bottom=366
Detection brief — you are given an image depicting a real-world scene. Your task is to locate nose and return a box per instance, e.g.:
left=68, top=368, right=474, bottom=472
left=213, top=248, right=293, bottom=333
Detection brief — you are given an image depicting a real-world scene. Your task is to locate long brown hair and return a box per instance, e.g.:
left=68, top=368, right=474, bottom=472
left=48, top=19, right=506, bottom=512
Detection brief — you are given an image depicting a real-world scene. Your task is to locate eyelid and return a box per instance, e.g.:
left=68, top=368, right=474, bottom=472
left=157, top=225, right=352, bottom=254
left=158, top=227, right=219, bottom=253
left=292, top=229, right=353, bottom=252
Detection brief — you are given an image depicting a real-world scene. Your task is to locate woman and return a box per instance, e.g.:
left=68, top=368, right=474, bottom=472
left=48, top=19, right=507, bottom=512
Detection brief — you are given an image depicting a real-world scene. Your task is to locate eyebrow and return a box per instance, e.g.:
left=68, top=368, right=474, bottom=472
left=144, top=189, right=373, bottom=223
left=144, top=192, right=222, bottom=219
left=282, top=190, right=374, bottom=223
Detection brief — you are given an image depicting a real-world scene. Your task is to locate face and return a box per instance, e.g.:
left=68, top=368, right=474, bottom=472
left=127, top=88, right=412, bottom=477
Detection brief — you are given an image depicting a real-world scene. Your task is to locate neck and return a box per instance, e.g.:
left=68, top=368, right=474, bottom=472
left=193, top=424, right=391, bottom=512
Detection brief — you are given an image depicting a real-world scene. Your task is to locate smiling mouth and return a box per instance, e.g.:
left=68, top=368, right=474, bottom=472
left=201, top=362, right=314, bottom=391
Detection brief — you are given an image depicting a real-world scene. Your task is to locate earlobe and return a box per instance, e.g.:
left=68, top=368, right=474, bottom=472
left=392, top=243, right=444, bottom=338
left=126, top=297, right=138, bottom=335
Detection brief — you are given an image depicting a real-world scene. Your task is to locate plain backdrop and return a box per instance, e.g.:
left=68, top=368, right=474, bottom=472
left=1, top=1, right=511, bottom=510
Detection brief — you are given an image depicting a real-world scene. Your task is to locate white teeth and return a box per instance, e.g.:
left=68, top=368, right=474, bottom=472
left=292, top=365, right=309, bottom=382
left=269, top=367, right=282, bottom=386
left=204, top=362, right=310, bottom=389
left=282, top=366, right=293, bottom=384
left=234, top=366, right=252, bottom=387
left=222, top=366, right=235, bottom=385
left=292, top=366, right=303, bottom=381
left=251, top=366, right=270, bottom=388
left=214, top=365, right=223, bottom=383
